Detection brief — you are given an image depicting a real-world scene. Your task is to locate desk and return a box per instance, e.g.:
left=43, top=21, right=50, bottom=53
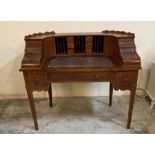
left=20, top=31, right=141, bottom=130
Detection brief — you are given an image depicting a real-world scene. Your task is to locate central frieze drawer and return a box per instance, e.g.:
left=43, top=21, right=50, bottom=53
left=48, top=72, right=113, bottom=82
left=115, top=71, right=138, bottom=84
left=24, top=71, right=48, bottom=87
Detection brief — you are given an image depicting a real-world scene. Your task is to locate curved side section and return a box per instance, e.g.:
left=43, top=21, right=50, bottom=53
left=117, top=37, right=141, bottom=67
left=20, top=31, right=56, bottom=71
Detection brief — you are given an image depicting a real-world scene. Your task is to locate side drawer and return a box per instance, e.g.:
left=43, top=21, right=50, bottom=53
left=24, top=71, right=48, bottom=88
left=115, top=71, right=138, bottom=84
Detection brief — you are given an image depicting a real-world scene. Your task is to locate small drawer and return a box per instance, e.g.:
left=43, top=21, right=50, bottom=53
left=85, top=42, right=92, bottom=48
left=115, top=72, right=138, bottom=84
left=26, top=41, right=42, bottom=49
left=67, top=43, right=74, bottom=48
left=67, top=37, right=74, bottom=43
left=86, top=36, right=93, bottom=42
left=24, top=71, right=48, bottom=87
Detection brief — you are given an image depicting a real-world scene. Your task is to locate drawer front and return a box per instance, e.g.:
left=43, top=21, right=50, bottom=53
left=48, top=72, right=113, bottom=82
left=86, top=36, right=93, bottom=42
left=24, top=71, right=48, bottom=87
left=115, top=71, right=138, bottom=84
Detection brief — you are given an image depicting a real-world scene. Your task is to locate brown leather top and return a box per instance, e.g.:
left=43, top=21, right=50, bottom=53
left=48, top=57, right=114, bottom=69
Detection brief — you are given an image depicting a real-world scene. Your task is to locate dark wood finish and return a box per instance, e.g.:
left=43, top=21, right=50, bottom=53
left=20, top=31, right=141, bottom=130
left=26, top=88, right=38, bottom=130
left=48, top=84, right=52, bottom=107
left=127, top=86, right=136, bottom=129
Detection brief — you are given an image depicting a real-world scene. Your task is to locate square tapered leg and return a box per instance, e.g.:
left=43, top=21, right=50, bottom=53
left=26, top=88, right=38, bottom=130
left=48, top=84, right=53, bottom=107
left=127, top=87, right=136, bottom=129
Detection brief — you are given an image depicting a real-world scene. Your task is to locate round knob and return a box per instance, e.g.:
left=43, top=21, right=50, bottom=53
left=36, top=78, right=39, bottom=81
left=96, top=75, right=99, bottom=79
left=124, top=78, right=128, bottom=81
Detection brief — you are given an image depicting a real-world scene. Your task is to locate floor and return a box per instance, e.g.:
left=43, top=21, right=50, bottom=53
left=0, top=96, right=155, bottom=134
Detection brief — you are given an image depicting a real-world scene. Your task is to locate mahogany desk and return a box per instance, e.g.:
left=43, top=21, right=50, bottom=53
left=20, top=31, right=141, bottom=130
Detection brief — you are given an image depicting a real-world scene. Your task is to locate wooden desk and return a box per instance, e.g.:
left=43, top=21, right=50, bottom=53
left=20, top=31, right=141, bottom=130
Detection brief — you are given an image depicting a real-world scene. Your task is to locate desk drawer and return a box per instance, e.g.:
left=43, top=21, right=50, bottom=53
left=24, top=71, right=48, bottom=87
left=48, top=72, right=113, bottom=82
left=115, top=71, right=138, bottom=84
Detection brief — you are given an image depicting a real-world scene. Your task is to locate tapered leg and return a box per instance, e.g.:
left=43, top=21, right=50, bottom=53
left=109, top=83, right=113, bottom=106
left=127, top=88, right=136, bottom=129
left=26, top=88, right=38, bottom=130
left=48, top=84, right=52, bottom=107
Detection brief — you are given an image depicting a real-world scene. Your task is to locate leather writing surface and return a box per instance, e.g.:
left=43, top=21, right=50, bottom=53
left=48, top=56, right=114, bottom=68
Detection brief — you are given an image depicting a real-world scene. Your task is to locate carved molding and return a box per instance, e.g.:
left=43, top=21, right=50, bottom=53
left=113, top=83, right=136, bottom=91
left=102, top=30, right=135, bottom=38
left=25, top=31, right=55, bottom=40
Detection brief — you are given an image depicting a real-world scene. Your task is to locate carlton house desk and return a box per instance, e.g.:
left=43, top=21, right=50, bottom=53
left=20, top=30, right=141, bottom=130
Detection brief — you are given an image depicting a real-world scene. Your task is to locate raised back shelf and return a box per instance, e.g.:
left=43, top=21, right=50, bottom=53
left=22, top=31, right=140, bottom=69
